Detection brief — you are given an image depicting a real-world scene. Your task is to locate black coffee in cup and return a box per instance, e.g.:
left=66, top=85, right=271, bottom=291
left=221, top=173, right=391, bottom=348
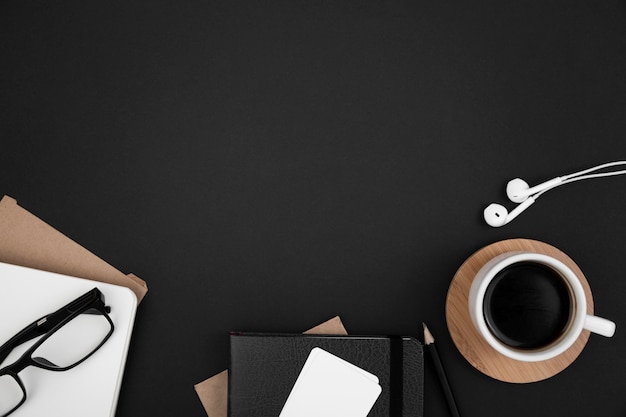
left=483, top=261, right=572, bottom=349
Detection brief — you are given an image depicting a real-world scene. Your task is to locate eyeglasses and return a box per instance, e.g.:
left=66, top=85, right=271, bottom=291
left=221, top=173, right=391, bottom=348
left=0, top=288, right=114, bottom=417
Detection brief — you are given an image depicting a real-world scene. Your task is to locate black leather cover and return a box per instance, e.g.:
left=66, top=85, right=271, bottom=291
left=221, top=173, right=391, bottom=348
left=228, top=333, right=423, bottom=417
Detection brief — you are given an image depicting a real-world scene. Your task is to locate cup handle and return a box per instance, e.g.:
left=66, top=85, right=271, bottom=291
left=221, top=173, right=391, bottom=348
left=584, top=314, right=616, bottom=337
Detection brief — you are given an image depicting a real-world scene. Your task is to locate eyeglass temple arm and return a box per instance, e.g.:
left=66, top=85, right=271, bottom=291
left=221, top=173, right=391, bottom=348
left=0, top=288, right=107, bottom=365
left=0, top=314, right=54, bottom=364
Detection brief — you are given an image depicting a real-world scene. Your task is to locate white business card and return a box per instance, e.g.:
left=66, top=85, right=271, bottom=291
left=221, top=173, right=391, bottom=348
left=279, top=347, right=382, bottom=417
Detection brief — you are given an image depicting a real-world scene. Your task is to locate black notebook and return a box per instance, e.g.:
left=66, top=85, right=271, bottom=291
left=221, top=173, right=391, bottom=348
left=228, top=333, right=423, bottom=417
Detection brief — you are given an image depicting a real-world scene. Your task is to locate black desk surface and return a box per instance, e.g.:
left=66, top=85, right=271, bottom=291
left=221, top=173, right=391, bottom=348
left=1, top=1, right=626, bottom=416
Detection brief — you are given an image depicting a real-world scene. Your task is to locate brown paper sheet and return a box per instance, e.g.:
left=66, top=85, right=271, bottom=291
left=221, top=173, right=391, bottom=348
left=194, top=316, right=348, bottom=417
left=0, top=195, right=147, bottom=302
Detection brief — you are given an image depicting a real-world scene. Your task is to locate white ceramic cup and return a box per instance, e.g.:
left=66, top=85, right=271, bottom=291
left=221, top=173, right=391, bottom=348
left=468, top=252, right=615, bottom=362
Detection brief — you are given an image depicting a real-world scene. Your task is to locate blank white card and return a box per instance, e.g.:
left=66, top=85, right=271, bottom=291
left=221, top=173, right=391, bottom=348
left=279, top=347, right=382, bottom=417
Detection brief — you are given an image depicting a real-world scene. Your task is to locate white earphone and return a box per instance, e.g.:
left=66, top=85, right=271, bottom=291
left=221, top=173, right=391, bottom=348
left=484, top=161, right=626, bottom=227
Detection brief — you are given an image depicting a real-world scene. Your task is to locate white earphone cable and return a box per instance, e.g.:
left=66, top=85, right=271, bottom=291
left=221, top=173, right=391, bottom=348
left=534, top=161, right=626, bottom=199
left=562, top=160, right=626, bottom=180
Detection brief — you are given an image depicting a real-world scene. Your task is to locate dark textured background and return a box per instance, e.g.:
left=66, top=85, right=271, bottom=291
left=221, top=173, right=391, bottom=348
left=1, top=1, right=626, bottom=416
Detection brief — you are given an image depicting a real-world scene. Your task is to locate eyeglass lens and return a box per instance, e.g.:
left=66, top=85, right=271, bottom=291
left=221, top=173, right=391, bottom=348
left=0, top=307, right=112, bottom=416
left=0, top=374, right=24, bottom=416
left=32, top=308, right=112, bottom=370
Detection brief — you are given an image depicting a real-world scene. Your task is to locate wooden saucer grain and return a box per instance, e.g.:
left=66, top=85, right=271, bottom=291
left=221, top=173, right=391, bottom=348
left=445, top=239, right=593, bottom=383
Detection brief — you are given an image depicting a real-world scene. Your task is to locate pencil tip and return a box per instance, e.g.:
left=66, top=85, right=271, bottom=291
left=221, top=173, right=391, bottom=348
left=423, top=323, right=435, bottom=344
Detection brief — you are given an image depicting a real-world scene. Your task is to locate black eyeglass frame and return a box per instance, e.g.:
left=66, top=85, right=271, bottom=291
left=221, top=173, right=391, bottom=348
left=0, top=287, right=114, bottom=416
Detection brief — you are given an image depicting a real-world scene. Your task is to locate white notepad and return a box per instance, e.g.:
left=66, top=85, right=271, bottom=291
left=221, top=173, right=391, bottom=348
left=279, top=347, right=382, bottom=417
left=0, top=262, right=137, bottom=417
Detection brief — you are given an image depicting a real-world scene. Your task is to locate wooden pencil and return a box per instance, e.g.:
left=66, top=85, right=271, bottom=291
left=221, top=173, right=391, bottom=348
left=423, top=323, right=461, bottom=417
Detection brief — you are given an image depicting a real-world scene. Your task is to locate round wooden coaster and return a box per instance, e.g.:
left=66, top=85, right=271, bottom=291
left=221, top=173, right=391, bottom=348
left=445, top=238, right=593, bottom=383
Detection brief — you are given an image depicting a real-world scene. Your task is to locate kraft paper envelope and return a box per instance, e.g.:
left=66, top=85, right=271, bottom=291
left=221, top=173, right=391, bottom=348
left=194, top=316, right=348, bottom=417
left=0, top=195, right=147, bottom=302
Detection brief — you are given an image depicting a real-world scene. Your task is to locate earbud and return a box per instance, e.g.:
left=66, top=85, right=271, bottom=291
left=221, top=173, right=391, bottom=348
left=484, top=161, right=626, bottom=227
left=506, top=177, right=563, bottom=203
left=483, top=197, right=536, bottom=227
